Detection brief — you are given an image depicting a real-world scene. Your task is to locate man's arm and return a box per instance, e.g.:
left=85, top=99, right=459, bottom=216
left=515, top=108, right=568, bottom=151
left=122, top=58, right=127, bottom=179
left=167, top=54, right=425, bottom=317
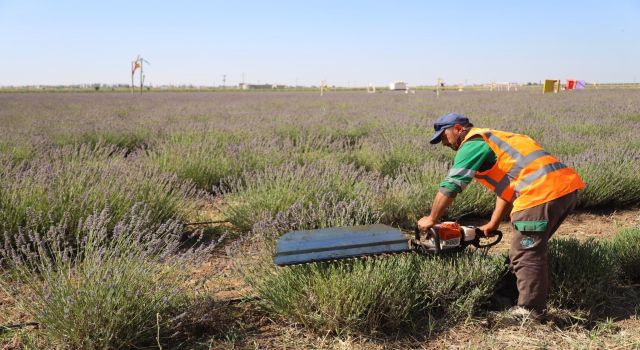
left=418, top=138, right=495, bottom=232
left=417, top=192, right=455, bottom=232
left=478, top=196, right=512, bottom=236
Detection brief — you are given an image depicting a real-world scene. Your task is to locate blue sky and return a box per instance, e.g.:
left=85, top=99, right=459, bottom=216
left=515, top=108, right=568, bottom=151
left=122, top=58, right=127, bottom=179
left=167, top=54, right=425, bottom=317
left=1, top=1, right=638, bottom=86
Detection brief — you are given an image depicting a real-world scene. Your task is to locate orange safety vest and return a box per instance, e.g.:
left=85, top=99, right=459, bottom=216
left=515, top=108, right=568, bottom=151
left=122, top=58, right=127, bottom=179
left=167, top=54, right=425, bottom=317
left=461, top=128, right=585, bottom=213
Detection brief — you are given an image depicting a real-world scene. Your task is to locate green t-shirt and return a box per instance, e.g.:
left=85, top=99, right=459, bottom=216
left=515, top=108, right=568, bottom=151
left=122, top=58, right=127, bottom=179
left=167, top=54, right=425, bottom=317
left=439, top=137, right=497, bottom=197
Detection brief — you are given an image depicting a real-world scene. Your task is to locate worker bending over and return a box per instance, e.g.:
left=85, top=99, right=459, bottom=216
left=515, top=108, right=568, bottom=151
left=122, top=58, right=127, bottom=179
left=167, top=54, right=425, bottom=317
left=418, top=113, right=584, bottom=320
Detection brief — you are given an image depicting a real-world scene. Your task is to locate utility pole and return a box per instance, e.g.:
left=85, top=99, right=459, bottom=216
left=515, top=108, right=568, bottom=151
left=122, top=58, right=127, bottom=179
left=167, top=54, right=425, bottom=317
left=139, top=60, right=144, bottom=93
left=222, top=74, right=226, bottom=89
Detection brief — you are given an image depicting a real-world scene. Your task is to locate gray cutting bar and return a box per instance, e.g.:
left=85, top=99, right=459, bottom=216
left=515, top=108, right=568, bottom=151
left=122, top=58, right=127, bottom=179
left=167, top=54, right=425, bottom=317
left=274, top=224, right=411, bottom=266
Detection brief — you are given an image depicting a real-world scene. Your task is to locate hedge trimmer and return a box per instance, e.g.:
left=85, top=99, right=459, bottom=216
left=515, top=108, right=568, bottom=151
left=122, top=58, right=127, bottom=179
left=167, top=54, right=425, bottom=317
left=274, top=222, right=502, bottom=266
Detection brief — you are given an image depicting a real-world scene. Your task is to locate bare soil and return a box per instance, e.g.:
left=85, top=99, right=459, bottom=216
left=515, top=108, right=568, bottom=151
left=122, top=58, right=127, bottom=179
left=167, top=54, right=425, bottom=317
left=469, top=208, right=640, bottom=254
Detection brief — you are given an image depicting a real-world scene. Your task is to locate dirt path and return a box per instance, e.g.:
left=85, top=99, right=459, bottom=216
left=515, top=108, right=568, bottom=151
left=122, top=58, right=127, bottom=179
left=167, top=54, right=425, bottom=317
left=472, top=208, right=640, bottom=254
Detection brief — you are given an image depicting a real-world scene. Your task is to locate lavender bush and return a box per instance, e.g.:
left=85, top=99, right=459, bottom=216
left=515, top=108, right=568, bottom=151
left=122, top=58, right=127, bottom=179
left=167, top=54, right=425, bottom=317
left=0, top=143, right=201, bottom=248
left=609, top=225, right=640, bottom=282
left=219, top=161, right=384, bottom=230
left=244, top=255, right=499, bottom=335
left=380, top=162, right=496, bottom=225
left=567, top=149, right=640, bottom=208
left=548, top=237, right=619, bottom=312
left=52, top=127, right=152, bottom=155
left=0, top=205, right=212, bottom=349
left=234, top=196, right=504, bottom=336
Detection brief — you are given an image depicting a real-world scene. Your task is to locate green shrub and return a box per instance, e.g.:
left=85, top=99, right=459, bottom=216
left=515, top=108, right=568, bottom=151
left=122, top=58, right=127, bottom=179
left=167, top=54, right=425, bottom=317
left=53, top=128, right=151, bottom=154
left=252, top=256, right=422, bottom=334
left=0, top=141, right=35, bottom=163
left=152, top=130, right=349, bottom=190
left=548, top=238, right=619, bottom=311
left=571, top=150, right=640, bottom=209
left=379, top=163, right=495, bottom=226
left=239, top=203, right=504, bottom=336
left=250, top=194, right=382, bottom=240
left=152, top=133, right=272, bottom=190
left=379, top=142, right=426, bottom=176
left=0, top=206, right=211, bottom=349
left=0, top=143, right=200, bottom=248
left=379, top=163, right=443, bottom=226
left=220, top=161, right=381, bottom=231
left=345, top=137, right=436, bottom=176
left=609, top=225, right=640, bottom=282
left=243, top=252, right=504, bottom=336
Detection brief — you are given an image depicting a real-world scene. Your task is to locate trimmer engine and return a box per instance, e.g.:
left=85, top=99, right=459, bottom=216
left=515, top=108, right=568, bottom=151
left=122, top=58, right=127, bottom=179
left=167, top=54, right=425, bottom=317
left=411, top=221, right=502, bottom=254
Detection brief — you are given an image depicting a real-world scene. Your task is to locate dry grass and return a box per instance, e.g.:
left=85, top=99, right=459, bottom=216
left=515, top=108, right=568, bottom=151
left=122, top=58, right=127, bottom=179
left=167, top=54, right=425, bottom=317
left=186, top=311, right=640, bottom=349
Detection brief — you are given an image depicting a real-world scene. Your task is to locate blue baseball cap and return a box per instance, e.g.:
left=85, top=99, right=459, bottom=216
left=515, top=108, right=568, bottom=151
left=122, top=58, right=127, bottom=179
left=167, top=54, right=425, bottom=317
left=429, top=113, right=471, bottom=144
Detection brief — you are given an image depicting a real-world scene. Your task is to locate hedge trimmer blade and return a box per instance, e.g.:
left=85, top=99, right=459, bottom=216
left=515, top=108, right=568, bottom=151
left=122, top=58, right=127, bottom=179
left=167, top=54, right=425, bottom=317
left=273, top=223, right=503, bottom=266
left=273, top=224, right=411, bottom=266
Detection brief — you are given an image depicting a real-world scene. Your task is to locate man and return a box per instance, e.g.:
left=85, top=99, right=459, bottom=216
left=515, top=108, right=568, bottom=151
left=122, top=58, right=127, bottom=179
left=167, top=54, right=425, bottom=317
left=417, top=113, right=585, bottom=320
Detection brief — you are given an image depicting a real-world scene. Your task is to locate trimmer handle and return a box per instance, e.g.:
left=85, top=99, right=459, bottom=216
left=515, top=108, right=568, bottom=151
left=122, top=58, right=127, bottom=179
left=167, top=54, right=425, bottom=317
left=472, top=228, right=502, bottom=249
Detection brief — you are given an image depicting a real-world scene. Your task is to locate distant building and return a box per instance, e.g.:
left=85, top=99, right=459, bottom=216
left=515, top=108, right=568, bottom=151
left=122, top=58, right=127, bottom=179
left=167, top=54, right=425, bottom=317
left=488, top=82, right=519, bottom=92
left=238, top=83, right=273, bottom=90
left=389, top=81, right=407, bottom=91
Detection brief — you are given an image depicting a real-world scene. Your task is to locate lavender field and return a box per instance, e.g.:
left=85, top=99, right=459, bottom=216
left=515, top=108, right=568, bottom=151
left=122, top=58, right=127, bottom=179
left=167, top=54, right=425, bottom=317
left=1, top=90, right=639, bottom=233
left=1, top=90, right=640, bottom=348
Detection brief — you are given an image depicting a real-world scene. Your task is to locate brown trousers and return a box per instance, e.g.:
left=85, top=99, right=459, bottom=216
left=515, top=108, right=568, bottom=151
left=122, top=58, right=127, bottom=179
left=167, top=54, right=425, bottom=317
left=509, top=191, right=578, bottom=312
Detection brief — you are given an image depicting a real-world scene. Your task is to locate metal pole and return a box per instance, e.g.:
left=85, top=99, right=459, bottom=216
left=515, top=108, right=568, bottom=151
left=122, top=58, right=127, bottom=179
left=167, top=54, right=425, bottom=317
left=140, top=60, right=143, bottom=94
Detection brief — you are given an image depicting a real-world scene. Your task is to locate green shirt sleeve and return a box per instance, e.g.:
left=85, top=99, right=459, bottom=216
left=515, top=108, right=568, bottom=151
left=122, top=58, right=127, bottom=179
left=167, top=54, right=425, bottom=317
left=439, top=138, right=496, bottom=197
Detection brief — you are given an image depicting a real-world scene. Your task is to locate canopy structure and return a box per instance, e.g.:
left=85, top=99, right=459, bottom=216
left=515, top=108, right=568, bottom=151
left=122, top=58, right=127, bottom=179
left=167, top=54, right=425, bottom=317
left=565, top=79, right=586, bottom=91
left=543, top=79, right=561, bottom=93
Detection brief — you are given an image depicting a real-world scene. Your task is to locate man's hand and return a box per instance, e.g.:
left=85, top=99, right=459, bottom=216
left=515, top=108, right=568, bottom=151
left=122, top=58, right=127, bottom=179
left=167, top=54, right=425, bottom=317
left=479, top=197, right=511, bottom=237
left=419, top=192, right=455, bottom=233
left=478, top=221, right=500, bottom=237
left=417, top=216, right=437, bottom=233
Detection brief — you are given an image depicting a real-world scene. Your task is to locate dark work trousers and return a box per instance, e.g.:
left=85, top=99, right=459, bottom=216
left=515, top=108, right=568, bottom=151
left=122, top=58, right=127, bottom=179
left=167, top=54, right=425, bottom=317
left=509, top=191, right=578, bottom=312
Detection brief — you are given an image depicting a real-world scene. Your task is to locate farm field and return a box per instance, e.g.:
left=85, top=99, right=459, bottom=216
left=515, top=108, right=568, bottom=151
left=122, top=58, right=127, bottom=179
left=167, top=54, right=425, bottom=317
left=1, top=90, right=640, bottom=349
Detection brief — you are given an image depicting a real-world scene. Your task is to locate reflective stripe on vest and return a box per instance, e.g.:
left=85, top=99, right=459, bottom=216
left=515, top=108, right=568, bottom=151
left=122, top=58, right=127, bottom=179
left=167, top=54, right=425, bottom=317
left=480, top=132, right=551, bottom=198
left=476, top=173, right=510, bottom=196
left=514, top=161, right=567, bottom=193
